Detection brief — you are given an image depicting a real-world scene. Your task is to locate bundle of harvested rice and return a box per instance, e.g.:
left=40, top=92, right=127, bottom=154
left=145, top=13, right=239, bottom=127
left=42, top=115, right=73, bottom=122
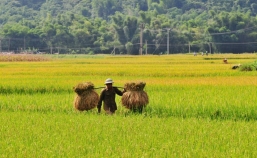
left=73, top=82, right=99, bottom=111
left=124, top=81, right=146, bottom=91
left=122, top=81, right=149, bottom=111
left=74, top=82, right=95, bottom=95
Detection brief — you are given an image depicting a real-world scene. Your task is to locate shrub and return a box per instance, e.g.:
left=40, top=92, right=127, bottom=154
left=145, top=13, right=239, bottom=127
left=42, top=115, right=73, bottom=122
left=239, top=61, right=257, bottom=71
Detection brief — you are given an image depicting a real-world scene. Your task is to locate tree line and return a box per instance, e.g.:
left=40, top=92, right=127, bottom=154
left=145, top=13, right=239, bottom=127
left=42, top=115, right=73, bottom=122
left=0, top=0, right=257, bottom=54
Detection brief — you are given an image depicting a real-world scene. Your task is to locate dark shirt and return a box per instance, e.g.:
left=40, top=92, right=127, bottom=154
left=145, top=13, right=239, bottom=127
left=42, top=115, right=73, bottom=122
left=97, top=87, right=123, bottom=112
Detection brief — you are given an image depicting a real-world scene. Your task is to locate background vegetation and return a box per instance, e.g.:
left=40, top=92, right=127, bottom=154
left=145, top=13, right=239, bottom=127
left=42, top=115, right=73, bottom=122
left=1, top=54, right=257, bottom=157
left=1, top=0, right=257, bottom=54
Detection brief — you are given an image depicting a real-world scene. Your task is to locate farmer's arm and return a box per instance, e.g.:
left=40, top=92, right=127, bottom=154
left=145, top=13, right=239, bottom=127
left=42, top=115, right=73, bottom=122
left=114, top=87, right=124, bottom=96
left=97, top=89, right=105, bottom=113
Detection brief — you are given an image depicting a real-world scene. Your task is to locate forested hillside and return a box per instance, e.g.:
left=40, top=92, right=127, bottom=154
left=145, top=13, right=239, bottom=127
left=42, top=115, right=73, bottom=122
left=0, top=0, right=257, bottom=54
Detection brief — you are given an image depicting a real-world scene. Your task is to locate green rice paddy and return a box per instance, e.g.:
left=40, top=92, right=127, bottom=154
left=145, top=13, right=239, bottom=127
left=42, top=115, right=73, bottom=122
left=1, top=53, right=257, bottom=157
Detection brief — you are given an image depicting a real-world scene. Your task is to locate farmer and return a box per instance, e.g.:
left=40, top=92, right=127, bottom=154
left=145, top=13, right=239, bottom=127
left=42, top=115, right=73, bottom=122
left=97, top=78, right=125, bottom=114
left=223, top=58, right=228, bottom=64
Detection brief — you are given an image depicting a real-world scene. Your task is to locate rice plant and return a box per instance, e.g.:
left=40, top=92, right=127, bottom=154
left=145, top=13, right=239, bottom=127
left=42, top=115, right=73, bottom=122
left=1, top=53, right=257, bottom=157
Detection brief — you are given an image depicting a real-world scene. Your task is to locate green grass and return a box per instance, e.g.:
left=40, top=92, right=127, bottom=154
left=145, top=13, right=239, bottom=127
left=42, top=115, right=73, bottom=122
left=1, top=111, right=257, bottom=157
left=1, top=85, right=257, bottom=121
left=1, top=54, right=257, bottom=157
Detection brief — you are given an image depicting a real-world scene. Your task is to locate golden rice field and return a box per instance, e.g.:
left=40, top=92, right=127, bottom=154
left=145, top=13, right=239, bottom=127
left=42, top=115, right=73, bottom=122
left=1, top=53, right=257, bottom=157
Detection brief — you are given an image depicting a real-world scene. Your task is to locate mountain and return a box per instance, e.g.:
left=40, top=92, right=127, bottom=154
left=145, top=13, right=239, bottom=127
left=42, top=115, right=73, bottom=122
left=0, top=0, right=257, bottom=54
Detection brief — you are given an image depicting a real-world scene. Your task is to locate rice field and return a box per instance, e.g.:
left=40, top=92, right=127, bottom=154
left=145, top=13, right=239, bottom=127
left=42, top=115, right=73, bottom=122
left=1, top=53, right=257, bottom=157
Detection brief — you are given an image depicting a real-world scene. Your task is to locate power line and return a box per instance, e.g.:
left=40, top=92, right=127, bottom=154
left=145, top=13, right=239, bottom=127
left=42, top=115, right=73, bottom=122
left=145, top=26, right=257, bottom=36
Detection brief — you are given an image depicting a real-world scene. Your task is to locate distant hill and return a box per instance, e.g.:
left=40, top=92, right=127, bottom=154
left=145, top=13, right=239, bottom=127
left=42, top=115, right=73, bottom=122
left=0, top=0, right=257, bottom=54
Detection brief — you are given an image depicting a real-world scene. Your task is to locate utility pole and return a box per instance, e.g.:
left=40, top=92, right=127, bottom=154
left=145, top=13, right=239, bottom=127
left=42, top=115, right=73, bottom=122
left=209, top=43, right=212, bottom=54
left=8, top=38, right=10, bottom=52
left=189, top=42, right=191, bottom=54
left=0, top=38, right=2, bottom=53
left=145, top=40, right=148, bottom=55
left=167, top=28, right=170, bottom=55
left=139, top=23, right=144, bottom=55
left=23, top=37, right=26, bottom=52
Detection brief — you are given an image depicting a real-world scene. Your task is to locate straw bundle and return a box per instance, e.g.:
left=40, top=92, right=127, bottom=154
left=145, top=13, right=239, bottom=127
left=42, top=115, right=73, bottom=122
left=122, top=81, right=149, bottom=111
left=124, top=81, right=146, bottom=91
left=73, top=82, right=95, bottom=95
left=73, top=82, right=99, bottom=111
